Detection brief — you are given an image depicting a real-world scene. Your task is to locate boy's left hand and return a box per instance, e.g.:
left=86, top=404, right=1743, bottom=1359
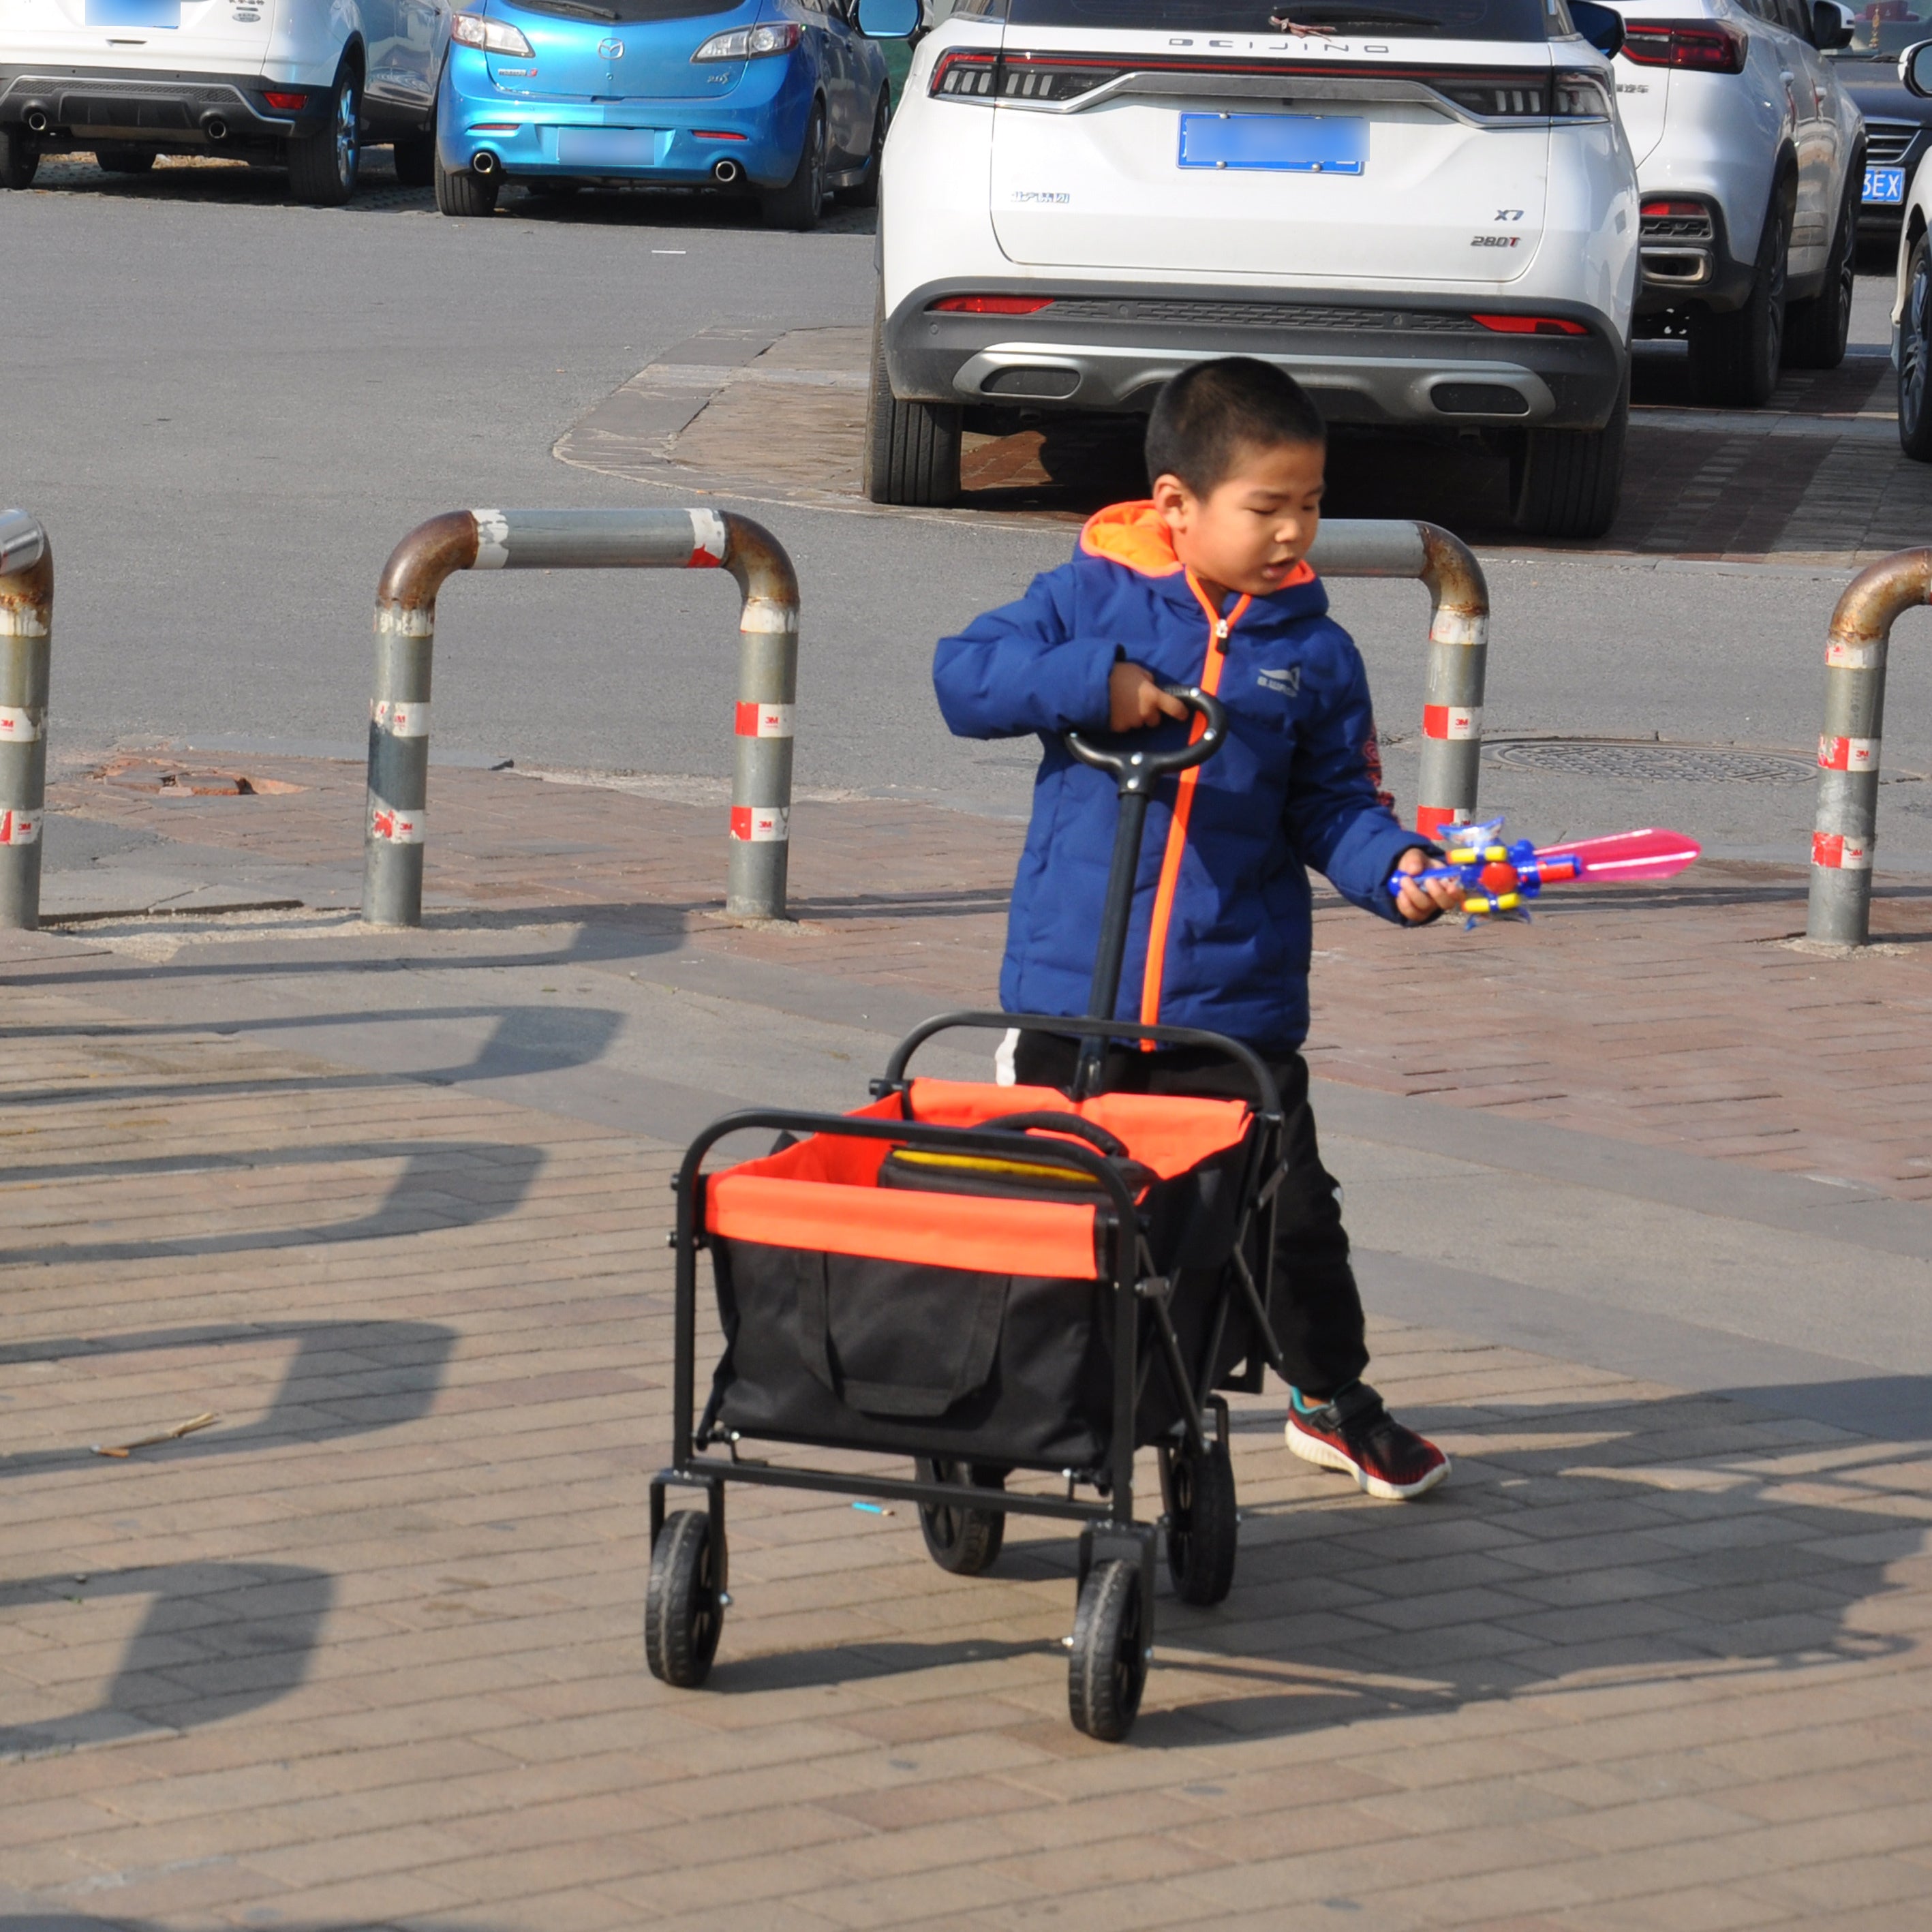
left=1390, top=848, right=1464, bottom=923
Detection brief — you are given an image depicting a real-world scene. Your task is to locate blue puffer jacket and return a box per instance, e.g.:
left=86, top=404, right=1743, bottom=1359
left=934, top=502, right=1428, bottom=1057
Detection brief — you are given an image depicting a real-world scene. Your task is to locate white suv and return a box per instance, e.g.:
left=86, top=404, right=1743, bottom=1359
left=1614, top=0, right=1863, bottom=405
left=867, top=0, right=1640, bottom=539
left=0, top=0, right=447, bottom=204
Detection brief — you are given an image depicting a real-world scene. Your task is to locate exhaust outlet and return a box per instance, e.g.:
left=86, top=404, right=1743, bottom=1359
left=204, top=115, right=228, bottom=142
left=24, top=108, right=48, bottom=134
left=473, top=150, right=498, bottom=176
left=711, top=157, right=741, bottom=184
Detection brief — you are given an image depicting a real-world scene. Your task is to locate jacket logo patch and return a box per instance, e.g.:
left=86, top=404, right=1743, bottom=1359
left=1257, top=666, right=1301, bottom=696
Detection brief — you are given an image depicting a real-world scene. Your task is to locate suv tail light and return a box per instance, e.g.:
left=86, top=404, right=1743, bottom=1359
left=929, top=295, right=1057, bottom=313
left=262, top=90, right=307, bottom=110
left=1435, top=70, right=1613, bottom=119
left=1620, top=22, right=1747, bottom=73
left=1472, top=314, right=1590, bottom=335
left=1640, top=197, right=1716, bottom=239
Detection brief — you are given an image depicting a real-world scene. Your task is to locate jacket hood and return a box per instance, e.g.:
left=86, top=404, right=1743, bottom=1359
left=1077, top=501, right=1321, bottom=615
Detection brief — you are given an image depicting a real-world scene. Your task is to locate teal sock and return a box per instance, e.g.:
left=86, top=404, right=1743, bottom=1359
left=1292, top=1381, right=1358, bottom=1414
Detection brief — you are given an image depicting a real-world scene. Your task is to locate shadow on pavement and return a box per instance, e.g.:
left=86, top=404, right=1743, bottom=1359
left=0, top=1318, right=459, bottom=1478
left=0, top=1561, right=333, bottom=1760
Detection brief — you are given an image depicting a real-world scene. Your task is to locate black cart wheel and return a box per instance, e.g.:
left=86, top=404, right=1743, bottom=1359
left=1068, top=1559, right=1147, bottom=1742
left=645, top=1509, right=724, bottom=1688
left=1164, top=1439, right=1238, bottom=1606
left=914, top=1458, right=1006, bottom=1574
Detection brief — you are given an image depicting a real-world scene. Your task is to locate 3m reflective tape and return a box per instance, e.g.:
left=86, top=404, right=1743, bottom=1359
left=689, top=508, right=729, bottom=568
left=1812, top=831, right=1873, bottom=869
left=1818, top=735, right=1879, bottom=772
left=0, top=808, right=42, bottom=845
left=375, top=605, right=435, bottom=638
left=472, top=509, right=510, bottom=570
left=1422, top=705, right=1482, bottom=741
left=734, top=701, right=795, bottom=739
left=0, top=704, right=42, bottom=743
left=1428, top=612, right=1488, bottom=648
left=729, top=804, right=790, bottom=843
left=371, top=699, right=431, bottom=738
left=1826, top=639, right=1881, bottom=669
left=369, top=801, right=426, bottom=844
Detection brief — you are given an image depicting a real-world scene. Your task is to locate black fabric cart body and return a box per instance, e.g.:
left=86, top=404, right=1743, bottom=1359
left=649, top=690, right=1291, bottom=1740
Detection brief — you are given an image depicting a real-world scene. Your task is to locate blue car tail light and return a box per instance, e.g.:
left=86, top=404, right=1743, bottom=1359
left=453, top=10, right=535, bottom=55
left=692, top=21, right=799, bottom=60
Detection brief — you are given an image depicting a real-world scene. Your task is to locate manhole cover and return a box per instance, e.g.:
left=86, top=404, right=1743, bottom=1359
left=1486, top=740, right=1815, bottom=784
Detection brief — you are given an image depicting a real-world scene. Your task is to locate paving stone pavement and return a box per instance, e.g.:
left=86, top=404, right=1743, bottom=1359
left=4, top=755, right=1930, bottom=1931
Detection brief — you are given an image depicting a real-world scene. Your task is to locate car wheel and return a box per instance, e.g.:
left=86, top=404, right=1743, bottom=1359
left=1686, top=186, right=1789, bottom=408
left=435, top=147, right=498, bottom=217
left=761, top=102, right=825, bottom=231
left=839, top=95, right=889, bottom=209
left=288, top=61, right=361, bottom=206
left=1784, top=167, right=1858, bottom=371
left=1509, top=370, right=1628, bottom=540
left=0, top=127, right=40, bottom=190
left=1899, top=232, right=1932, bottom=461
left=391, top=132, right=435, bottom=188
left=94, top=142, right=155, bottom=174
left=863, top=294, right=961, bottom=505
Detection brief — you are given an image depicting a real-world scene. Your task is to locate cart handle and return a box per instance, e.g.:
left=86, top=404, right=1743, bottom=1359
left=979, top=1109, right=1130, bottom=1159
left=1063, top=685, right=1228, bottom=796
left=878, top=1011, right=1283, bottom=1123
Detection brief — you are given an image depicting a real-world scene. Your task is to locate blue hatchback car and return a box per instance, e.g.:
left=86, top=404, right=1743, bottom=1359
left=434, top=0, right=915, bottom=226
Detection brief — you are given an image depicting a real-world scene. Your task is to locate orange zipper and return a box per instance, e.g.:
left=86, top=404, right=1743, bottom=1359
left=1137, top=575, right=1248, bottom=1038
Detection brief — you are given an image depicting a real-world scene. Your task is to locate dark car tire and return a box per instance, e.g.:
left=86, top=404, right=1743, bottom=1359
left=435, top=148, right=498, bottom=217
left=0, top=127, right=40, bottom=190
left=839, top=96, right=889, bottom=208
left=1509, top=371, right=1628, bottom=540
left=761, top=102, right=825, bottom=231
left=391, top=132, right=435, bottom=188
left=1687, top=187, right=1789, bottom=408
left=94, top=142, right=155, bottom=174
left=1899, top=232, right=1932, bottom=461
left=288, top=61, right=361, bottom=206
left=1785, top=166, right=1858, bottom=371
left=863, top=296, right=961, bottom=505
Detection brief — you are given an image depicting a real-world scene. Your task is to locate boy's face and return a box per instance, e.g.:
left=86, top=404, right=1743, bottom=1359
left=1152, top=439, right=1326, bottom=599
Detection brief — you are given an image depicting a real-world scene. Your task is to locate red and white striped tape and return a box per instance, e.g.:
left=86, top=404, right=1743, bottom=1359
left=1422, top=704, right=1482, bottom=741
left=1817, top=735, right=1878, bottom=772
left=734, top=701, right=795, bottom=740
left=0, top=808, right=41, bottom=846
left=729, top=804, right=789, bottom=843
left=369, top=802, right=425, bottom=844
left=1811, top=831, right=1873, bottom=870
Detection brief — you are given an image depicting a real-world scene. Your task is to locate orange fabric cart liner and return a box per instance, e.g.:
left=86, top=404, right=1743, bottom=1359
left=703, top=1080, right=1252, bottom=1281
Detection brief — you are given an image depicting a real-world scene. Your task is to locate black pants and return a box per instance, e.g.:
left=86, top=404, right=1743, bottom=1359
left=1012, top=1031, right=1369, bottom=1401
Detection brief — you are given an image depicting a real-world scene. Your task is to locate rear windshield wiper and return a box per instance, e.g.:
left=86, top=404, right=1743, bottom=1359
left=1270, top=8, right=1445, bottom=29
left=526, top=0, right=621, bottom=18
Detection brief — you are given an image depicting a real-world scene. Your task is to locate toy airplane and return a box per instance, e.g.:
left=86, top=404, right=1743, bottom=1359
left=1389, top=819, right=1701, bottom=923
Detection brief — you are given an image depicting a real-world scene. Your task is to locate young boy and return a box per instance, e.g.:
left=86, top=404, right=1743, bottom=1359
left=933, top=356, right=1461, bottom=1501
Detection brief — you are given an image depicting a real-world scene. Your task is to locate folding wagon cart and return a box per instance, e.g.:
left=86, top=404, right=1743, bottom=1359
left=647, top=690, right=1289, bottom=1741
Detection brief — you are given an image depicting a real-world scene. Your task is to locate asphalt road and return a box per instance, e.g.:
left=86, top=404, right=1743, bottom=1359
left=4, top=164, right=1930, bottom=864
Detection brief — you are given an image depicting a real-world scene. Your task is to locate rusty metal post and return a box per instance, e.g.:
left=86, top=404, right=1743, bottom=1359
left=1805, top=548, right=1932, bottom=946
left=1306, top=519, right=1489, bottom=839
left=364, top=507, right=800, bottom=929
left=0, top=510, right=52, bottom=930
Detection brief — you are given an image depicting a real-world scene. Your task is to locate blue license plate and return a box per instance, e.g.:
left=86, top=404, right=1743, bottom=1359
left=1178, top=112, right=1365, bottom=176
left=85, top=0, right=179, bottom=22
left=555, top=127, right=664, bottom=168
left=1865, top=166, right=1907, bottom=206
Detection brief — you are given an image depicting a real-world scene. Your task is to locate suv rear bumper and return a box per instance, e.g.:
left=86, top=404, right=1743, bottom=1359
left=0, top=66, right=332, bottom=144
left=885, top=281, right=1628, bottom=431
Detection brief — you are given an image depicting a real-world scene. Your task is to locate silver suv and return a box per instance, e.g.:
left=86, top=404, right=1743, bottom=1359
left=1614, top=0, right=1865, bottom=404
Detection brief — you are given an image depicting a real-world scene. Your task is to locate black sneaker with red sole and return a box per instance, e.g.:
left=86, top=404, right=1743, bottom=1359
left=1285, top=1381, right=1449, bottom=1500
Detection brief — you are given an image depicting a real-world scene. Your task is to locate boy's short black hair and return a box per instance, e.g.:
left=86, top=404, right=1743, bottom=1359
left=1144, top=357, right=1326, bottom=497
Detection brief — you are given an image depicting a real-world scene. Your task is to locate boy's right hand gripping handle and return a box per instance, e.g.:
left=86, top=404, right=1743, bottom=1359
left=1063, top=685, right=1229, bottom=794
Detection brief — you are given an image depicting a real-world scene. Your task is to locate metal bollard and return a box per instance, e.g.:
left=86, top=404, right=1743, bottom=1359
left=364, top=506, right=800, bottom=929
left=0, top=509, right=52, bottom=931
left=1306, top=519, right=1489, bottom=839
left=1805, top=547, right=1932, bottom=947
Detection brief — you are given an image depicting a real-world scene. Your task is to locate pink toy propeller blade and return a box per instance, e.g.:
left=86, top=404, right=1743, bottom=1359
left=1535, top=827, right=1701, bottom=882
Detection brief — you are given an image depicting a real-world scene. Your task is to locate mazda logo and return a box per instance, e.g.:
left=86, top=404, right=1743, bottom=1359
left=598, top=36, right=623, bottom=56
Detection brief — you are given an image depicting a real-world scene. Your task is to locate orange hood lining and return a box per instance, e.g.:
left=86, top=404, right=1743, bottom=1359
left=1079, top=500, right=1316, bottom=590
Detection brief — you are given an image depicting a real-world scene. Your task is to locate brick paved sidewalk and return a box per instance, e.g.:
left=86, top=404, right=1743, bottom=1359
left=4, top=754, right=1929, bottom=1931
